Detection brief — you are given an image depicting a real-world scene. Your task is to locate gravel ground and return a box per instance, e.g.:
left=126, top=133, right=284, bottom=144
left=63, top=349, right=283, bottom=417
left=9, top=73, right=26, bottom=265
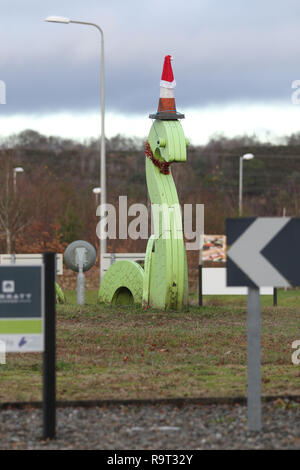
left=0, top=400, right=300, bottom=450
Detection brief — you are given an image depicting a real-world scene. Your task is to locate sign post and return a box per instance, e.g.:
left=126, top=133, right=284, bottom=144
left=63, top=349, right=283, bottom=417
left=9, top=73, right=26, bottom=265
left=247, top=286, right=261, bottom=431
left=0, top=253, right=56, bottom=440
left=64, top=240, right=96, bottom=305
left=0, top=265, right=44, bottom=352
left=43, top=253, right=56, bottom=440
left=227, top=217, right=300, bottom=431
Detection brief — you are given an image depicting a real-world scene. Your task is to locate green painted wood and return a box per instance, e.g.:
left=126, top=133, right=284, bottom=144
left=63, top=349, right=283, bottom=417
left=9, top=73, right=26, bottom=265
left=55, top=282, right=66, bottom=304
left=98, top=260, right=144, bottom=305
left=98, top=119, right=189, bottom=311
left=142, top=235, right=155, bottom=308
left=145, top=119, right=188, bottom=310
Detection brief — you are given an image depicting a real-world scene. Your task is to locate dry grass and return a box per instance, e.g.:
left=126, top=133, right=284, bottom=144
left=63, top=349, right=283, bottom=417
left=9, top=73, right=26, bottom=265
left=1, top=290, right=300, bottom=402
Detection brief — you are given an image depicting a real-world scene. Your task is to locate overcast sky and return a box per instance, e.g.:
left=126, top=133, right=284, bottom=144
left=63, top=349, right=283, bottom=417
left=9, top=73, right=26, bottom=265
left=1, top=0, right=300, bottom=143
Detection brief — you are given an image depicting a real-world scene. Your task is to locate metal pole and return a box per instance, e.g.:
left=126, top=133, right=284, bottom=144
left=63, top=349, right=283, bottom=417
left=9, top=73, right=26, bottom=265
left=100, top=30, right=106, bottom=282
left=239, top=156, right=243, bottom=216
left=13, top=170, right=16, bottom=194
left=70, top=20, right=106, bottom=282
left=198, top=234, right=203, bottom=306
left=247, top=286, right=261, bottom=431
left=77, top=267, right=85, bottom=305
left=273, top=287, right=277, bottom=306
left=43, top=252, right=56, bottom=440
left=198, top=265, right=203, bottom=306
left=75, top=247, right=86, bottom=305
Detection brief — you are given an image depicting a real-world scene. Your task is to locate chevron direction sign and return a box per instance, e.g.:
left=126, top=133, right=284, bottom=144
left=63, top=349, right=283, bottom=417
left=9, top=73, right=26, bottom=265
left=226, top=217, right=300, bottom=287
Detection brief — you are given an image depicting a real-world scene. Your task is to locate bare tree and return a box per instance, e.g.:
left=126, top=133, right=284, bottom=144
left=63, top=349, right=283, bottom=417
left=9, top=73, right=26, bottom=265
left=0, top=151, right=31, bottom=253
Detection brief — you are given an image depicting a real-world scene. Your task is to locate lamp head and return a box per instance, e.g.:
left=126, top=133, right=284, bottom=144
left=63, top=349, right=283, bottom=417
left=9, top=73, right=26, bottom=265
left=242, top=153, right=254, bottom=160
left=92, top=187, right=101, bottom=194
left=14, top=167, right=24, bottom=173
left=45, top=16, right=70, bottom=24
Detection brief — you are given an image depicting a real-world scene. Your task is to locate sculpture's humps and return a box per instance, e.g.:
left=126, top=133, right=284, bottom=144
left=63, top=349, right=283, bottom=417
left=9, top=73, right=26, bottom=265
left=99, top=260, right=144, bottom=305
left=98, top=55, right=189, bottom=310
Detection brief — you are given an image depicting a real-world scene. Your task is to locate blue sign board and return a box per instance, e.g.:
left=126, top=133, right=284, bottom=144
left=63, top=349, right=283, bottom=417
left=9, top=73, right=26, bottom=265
left=0, top=265, right=44, bottom=352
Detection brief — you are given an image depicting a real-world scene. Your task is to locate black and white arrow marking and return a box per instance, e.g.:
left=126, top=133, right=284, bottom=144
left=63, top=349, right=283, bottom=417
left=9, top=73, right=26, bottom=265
left=227, top=218, right=292, bottom=287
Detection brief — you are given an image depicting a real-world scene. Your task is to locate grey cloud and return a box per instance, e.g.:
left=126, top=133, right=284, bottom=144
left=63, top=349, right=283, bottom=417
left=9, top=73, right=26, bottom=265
left=1, top=0, right=300, bottom=115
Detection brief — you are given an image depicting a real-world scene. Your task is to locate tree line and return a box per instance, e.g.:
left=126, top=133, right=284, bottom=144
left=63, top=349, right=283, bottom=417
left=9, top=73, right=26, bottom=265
left=1, top=129, right=300, bottom=256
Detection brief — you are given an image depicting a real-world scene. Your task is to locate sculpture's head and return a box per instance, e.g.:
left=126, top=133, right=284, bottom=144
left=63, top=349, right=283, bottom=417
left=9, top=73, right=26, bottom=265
left=148, top=120, right=188, bottom=163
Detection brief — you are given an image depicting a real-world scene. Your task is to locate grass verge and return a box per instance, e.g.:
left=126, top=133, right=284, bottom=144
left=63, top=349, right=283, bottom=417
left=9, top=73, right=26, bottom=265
left=0, top=289, right=299, bottom=402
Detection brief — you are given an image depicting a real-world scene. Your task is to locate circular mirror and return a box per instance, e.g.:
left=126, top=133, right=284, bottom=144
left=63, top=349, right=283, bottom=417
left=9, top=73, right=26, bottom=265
left=64, top=240, right=97, bottom=272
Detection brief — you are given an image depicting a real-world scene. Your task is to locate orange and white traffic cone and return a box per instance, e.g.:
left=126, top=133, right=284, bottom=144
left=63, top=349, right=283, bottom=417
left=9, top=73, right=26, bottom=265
left=149, top=55, right=184, bottom=120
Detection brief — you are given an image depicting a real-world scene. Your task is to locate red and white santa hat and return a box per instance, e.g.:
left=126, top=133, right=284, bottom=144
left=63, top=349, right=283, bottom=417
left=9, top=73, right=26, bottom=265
left=149, top=55, right=184, bottom=120
left=160, top=55, right=176, bottom=90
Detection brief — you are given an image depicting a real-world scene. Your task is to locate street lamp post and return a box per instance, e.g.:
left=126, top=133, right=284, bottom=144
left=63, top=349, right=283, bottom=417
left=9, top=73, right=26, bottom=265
left=45, top=16, right=106, bottom=281
left=13, top=167, right=24, bottom=194
left=92, top=187, right=101, bottom=206
left=239, top=153, right=254, bottom=216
